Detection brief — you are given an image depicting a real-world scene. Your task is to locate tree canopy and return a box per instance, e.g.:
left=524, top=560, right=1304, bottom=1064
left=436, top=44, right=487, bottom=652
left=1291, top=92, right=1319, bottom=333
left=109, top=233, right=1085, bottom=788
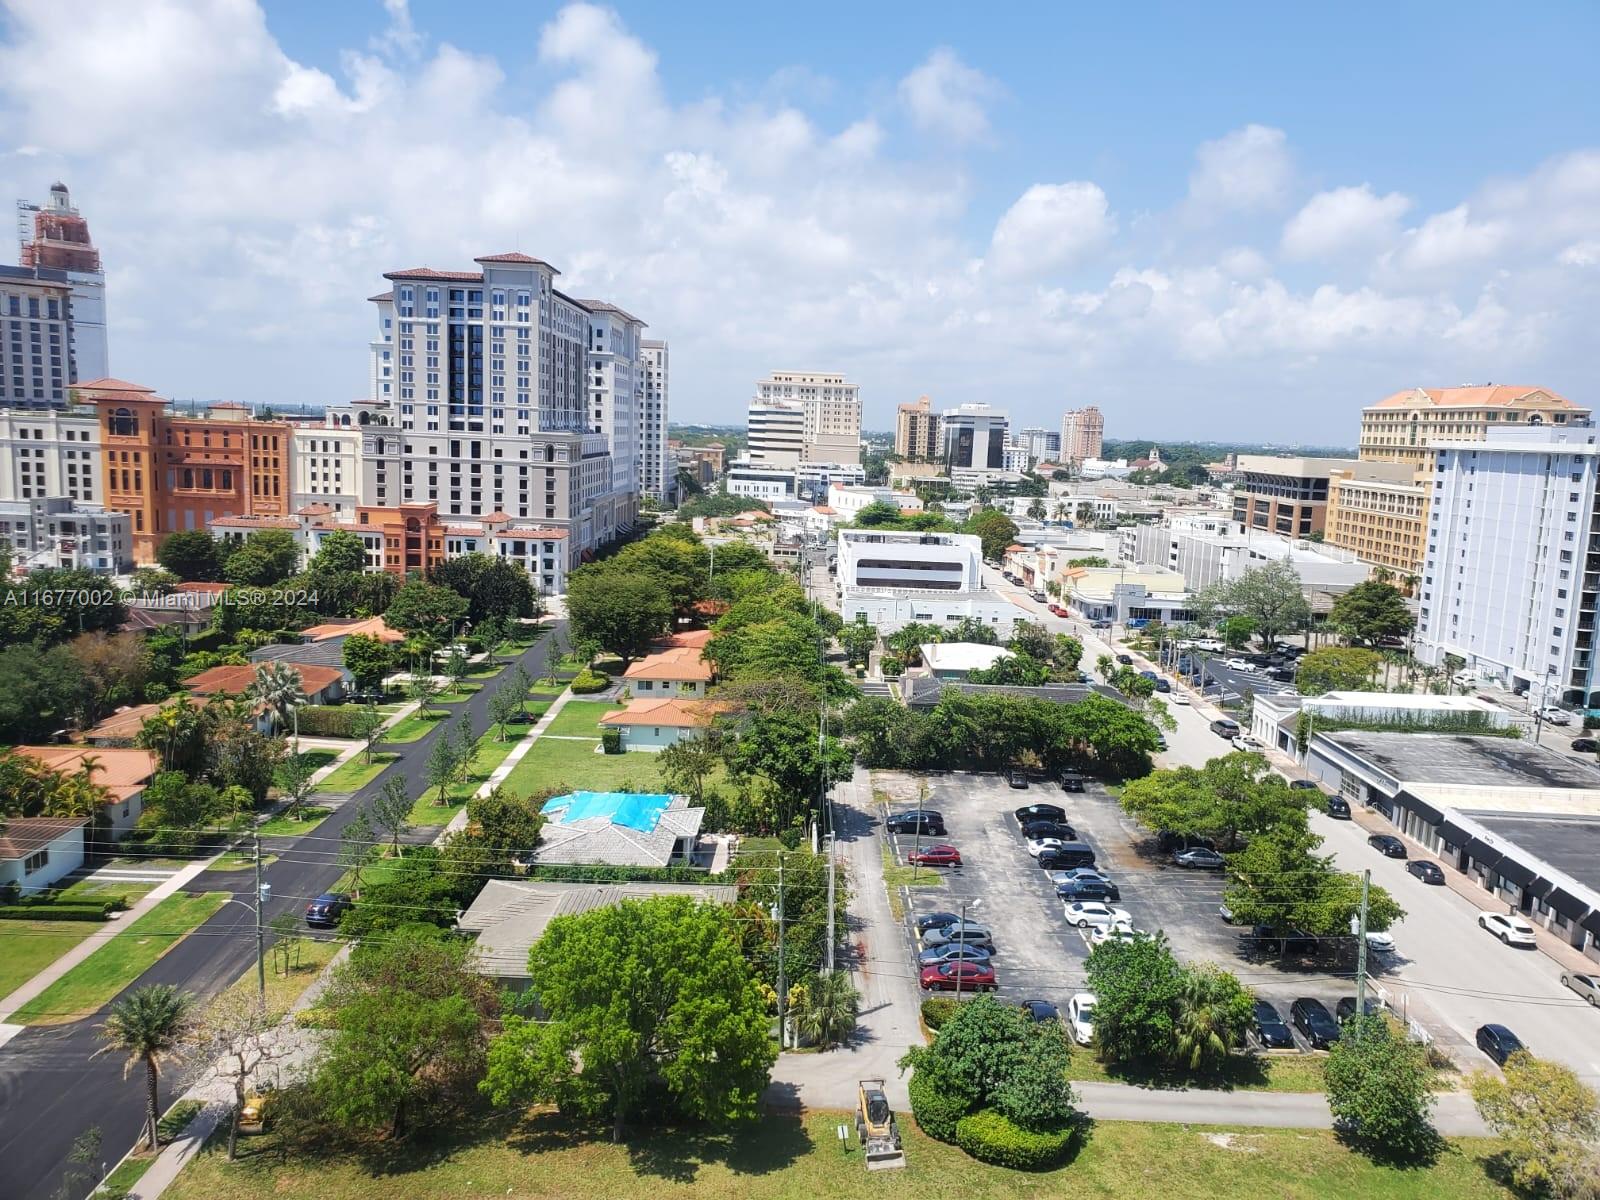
left=156, top=529, right=225, bottom=581
left=962, top=510, right=1020, bottom=562
left=1296, top=646, right=1383, bottom=695
left=565, top=562, right=674, bottom=667
left=1324, top=1014, right=1438, bottom=1161
left=1118, top=753, right=1309, bottom=850
left=385, top=578, right=471, bottom=639
left=431, top=552, right=540, bottom=624
left=1329, top=581, right=1414, bottom=646
left=1195, top=559, right=1309, bottom=646
left=1472, top=1052, right=1600, bottom=1196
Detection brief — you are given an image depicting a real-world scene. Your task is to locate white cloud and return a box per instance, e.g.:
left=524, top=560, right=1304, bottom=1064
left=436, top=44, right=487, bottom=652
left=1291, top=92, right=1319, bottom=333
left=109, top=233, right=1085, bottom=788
left=0, top=2, right=1592, bottom=441
left=897, top=48, right=999, bottom=144
left=987, top=183, right=1114, bottom=279
left=1188, top=124, right=1293, bottom=213
left=1281, top=185, right=1411, bottom=260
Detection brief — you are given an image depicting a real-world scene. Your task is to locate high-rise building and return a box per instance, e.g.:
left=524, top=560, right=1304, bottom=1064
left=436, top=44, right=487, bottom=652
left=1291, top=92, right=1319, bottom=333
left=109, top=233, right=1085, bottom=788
left=76, top=378, right=294, bottom=564
left=941, top=403, right=1009, bottom=472
left=1417, top=423, right=1600, bottom=710
left=1233, top=455, right=1407, bottom=538
left=15, top=182, right=108, bottom=392
left=0, top=406, right=101, bottom=504
left=0, top=269, right=75, bottom=410
left=639, top=340, right=669, bottom=501
left=746, top=400, right=806, bottom=469
left=1015, top=427, right=1061, bottom=461
left=1326, top=385, right=1590, bottom=574
left=895, top=395, right=940, bottom=461
left=755, top=371, right=861, bottom=464
left=1060, top=406, right=1104, bottom=462
left=577, top=300, right=646, bottom=496
left=290, top=424, right=363, bottom=515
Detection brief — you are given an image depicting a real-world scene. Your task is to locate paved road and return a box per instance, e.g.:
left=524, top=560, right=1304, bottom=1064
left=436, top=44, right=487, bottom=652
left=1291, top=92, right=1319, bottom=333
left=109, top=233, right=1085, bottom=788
left=0, top=629, right=562, bottom=1200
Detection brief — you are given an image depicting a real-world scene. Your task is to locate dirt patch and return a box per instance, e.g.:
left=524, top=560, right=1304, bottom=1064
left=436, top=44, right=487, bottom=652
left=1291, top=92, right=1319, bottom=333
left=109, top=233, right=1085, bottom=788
left=1202, top=1132, right=1262, bottom=1153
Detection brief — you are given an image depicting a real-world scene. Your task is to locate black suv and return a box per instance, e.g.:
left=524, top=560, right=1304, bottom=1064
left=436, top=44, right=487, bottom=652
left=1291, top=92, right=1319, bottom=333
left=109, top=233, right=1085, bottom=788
left=1476, top=1023, right=1526, bottom=1065
left=305, top=892, right=352, bottom=928
left=1210, top=718, right=1241, bottom=738
left=1290, top=998, right=1341, bottom=1049
left=886, top=809, right=945, bottom=836
left=1038, top=842, right=1097, bottom=870
left=1335, top=997, right=1385, bottom=1023
left=1059, top=773, right=1086, bottom=793
left=1007, top=769, right=1030, bottom=789
left=1056, top=877, right=1120, bottom=903
left=1021, top=820, right=1077, bottom=842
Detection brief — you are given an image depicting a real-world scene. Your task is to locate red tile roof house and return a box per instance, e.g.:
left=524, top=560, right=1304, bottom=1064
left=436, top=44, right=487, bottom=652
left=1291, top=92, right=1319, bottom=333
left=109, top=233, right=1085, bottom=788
left=12, top=746, right=160, bottom=842
left=598, top=699, right=722, bottom=751
left=0, top=817, right=89, bottom=894
left=621, top=642, right=714, bottom=699
left=185, top=663, right=346, bottom=732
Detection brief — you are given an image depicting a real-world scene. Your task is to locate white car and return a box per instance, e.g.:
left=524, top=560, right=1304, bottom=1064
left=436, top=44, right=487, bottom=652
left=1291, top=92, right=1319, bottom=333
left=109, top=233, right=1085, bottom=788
left=1088, top=922, right=1139, bottom=947
left=1348, top=915, right=1396, bottom=953
left=1063, top=901, right=1133, bottom=929
left=1538, top=706, right=1573, bottom=726
left=1225, top=657, right=1252, bottom=671
left=1231, top=734, right=1265, bottom=752
left=1478, top=911, right=1538, bottom=947
left=1168, top=691, right=1191, bottom=706
left=1066, top=992, right=1097, bottom=1046
left=1025, top=836, right=1066, bottom=858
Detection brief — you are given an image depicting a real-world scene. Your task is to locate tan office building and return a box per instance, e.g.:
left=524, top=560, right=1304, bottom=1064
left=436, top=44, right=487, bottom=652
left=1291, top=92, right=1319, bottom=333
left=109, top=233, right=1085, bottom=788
left=1326, top=385, right=1589, bottom=574
left=895, top=395, right=940, bottom=461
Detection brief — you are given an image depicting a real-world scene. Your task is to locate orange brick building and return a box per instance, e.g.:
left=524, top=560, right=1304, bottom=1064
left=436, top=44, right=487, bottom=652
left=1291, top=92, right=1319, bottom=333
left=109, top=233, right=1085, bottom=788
left=75, top=379, right=294, bottom=564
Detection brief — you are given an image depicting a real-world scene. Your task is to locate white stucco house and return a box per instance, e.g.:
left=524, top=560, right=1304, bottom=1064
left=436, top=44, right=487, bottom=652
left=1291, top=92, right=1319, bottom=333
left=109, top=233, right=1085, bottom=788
left=0, top=818, right=88, bottom=894
left=598, top=698, right=721, bottom=751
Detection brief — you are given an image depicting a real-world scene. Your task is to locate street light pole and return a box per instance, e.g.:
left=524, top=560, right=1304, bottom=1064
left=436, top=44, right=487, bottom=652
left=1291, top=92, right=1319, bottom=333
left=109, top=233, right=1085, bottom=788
left=1353, top=868, right=1371, bottom=1040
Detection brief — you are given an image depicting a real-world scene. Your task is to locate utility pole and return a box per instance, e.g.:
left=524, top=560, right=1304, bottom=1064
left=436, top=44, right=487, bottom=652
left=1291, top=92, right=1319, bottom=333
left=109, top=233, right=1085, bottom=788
left=253, top=832, right=266, bottom=1007
left=1353, top=868, right=1370, bottom=1040
left=775, top=853, right=787, bottom=1049
left=825, top=830, right=836, bottom=972
left=953, top=898, right=970, bottom=1004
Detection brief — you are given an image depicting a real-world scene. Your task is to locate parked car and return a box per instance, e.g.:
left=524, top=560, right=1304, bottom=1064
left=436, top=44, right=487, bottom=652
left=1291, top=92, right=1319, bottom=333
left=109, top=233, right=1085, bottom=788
left=1479, top=911, right=1537, bottom=947
left=1231, top=734, right=1265, bottom=752
left=1573, top=737, right=1599, bottom=753
left=1056, top=878, right=1121, bottom=903
left=1063, top=901, right=1133, bottom=930
left=907, top=844, right=962, bottom=868
left=1051, top=866, right=1113, bottom=887
left=1066, top=993, right=1097, bottom=1045
left=304, top=892, right=352, bottom=928
left=1225, top=657, right=1252, bottom=671
left=1406, top=860, right=1445, bottom=884
left=1560, top=971, right=1600, bottom=1006
left=1014, top=803, right=1067, bottom=825
left=1335, top=996, right=1386, bottom=1022
left=1252, top=1000, right=1295, bottom=1049
left=1367, top=834, right=1408, bottom=859
left=1475, top=1023, right=1527, bottom=1065
left=1250, top=926, right=1318, bottom=955
left=1210, top=718, right=1241, bottom=738
left=921, top=922, right=995, bottom=950
left=1038, top=842, right=1097, bottom=870
left=1326, top=796, right=1352, bottom=819
left=1268, top=667, right=1296, bottom=683
left=1363, top=930, right=1396, bottom=953
left=918, top=943, right=992, bottom=966
left=1116, top=654, right=1134, bottom=665
left=1172, top=846, right=1226, bottom=870
left=1290, top=998, right=1342, bottom=1049
left=1218, top=900, right=1236, bottom=924
left=1007, top=768, right=1030, bottom=789
left=920, top=961, right=997, bottom=992
left=1157, top=831, right=1216, bottom=853
left=1020, top=999, right=1061, bottom=1024
left=886, top=809, right=945, bottom=836
left=914, top=911, right=963, bottom=934
left=1022, top=819, right=1077, bottom=839
left=1154, top=678, right=1171, bottom=693
left=1168, top=691, right=1191, bottom=705
left=1089, top=923, right=1139, bottom=948
left=1538, top=706, right=1573, bottom=726
left=1025, top=836, right=1067, bottom=859
left=1289, top=779, right=1321, bottom=791
left=1059, top=773, right=1086, bottom=793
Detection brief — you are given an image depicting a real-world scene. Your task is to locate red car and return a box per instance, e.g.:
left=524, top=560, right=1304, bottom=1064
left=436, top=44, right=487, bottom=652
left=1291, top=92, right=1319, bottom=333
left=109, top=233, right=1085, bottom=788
left=919, top=961, right=997, bottom=992
left=1049, top=604, right=1067, bottom=617
left=908, top=844, right=962, bottom=868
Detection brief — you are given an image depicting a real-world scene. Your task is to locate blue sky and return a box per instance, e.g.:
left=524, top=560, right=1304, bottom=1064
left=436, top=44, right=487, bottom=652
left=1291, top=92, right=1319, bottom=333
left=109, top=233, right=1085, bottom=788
left=1, top=1, right=1596, bottom=440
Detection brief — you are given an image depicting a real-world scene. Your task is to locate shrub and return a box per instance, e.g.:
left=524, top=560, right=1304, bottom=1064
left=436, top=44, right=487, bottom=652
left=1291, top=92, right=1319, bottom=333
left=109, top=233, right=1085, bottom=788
left=955, top=1108, right=1075, bottom=1171
left=570, top=668, right=610, bottom=694
left=294, top=705, right=365, bottom=738
left=921, top=996, right=971, bottom=1031
left=0, top=903, right=113, bottom=922
left=601, top=727, right=623, bottom=754
left=907, top=1068, right=969, bottom=1144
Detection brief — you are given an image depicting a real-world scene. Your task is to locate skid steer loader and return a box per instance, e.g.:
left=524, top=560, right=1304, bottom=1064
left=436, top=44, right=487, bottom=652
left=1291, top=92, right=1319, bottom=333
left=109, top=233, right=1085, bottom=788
left=855, top=1078, right=905, bottom=1170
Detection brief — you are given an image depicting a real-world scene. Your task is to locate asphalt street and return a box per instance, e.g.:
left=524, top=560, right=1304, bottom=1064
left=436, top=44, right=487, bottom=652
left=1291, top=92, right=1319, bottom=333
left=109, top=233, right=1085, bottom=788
left=0, top=628, right=562, bottom=1200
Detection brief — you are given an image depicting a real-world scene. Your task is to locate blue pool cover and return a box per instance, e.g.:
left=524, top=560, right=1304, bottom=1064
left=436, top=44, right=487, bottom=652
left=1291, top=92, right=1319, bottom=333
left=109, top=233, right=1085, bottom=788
left=540, top=791, right=674, bottom=832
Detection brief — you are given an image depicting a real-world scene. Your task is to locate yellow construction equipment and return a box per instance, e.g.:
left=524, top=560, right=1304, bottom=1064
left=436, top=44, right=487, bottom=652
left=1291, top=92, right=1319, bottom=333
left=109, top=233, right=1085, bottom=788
left=855, top=1078, right=905, bottom=1170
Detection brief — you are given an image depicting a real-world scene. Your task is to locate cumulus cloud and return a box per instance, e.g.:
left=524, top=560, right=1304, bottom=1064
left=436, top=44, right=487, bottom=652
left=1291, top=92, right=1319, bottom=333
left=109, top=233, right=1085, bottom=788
left=987, top=182, right=1114, bottom=279
left=897, top=48, right=999, bottom=143
left=0, top=1, right=1592, bottom=440
left=1188, top=124, right=1293, bottom=213
left=1281, top=185, right=1411, bottom=260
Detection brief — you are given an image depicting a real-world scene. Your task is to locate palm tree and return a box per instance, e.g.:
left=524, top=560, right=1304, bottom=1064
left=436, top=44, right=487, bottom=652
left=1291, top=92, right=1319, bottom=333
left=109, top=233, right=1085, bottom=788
left=1171, top=965, right=1246, bottom=1073
left=794, top=970, right=860, bottom=1051
left=247, top=661, right=304, bottom=734
left=1096, top=654, right=1115, bottom=681
left=1052, top=502, right=1068, bottom=524
left=96, top=984, right=196, bottom=1152
left=1027, top=498, right=1047, bottom=521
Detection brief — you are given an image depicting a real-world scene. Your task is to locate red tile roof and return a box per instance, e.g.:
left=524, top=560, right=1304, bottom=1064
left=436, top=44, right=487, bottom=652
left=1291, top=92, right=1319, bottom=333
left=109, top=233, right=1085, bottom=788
left=623, top=645, right=713, bottom=683
left=492, top=528, right=569, bottom=540
left=13, top=746, right=158, bottom=801
left=211, top=516, right=299, bottom=530
left=301, top=616, right=404, bottom=644
left=73, top=377, right=156, bottom=394
left=185, top=663, right=344, bottom=698
left=1370, top=385, right=1581, bottom=411
left=475, top=252, right=558, bottom=271
left=599, top=698, right=723, bottom=728
left=382, top=268, right=484, bottom=282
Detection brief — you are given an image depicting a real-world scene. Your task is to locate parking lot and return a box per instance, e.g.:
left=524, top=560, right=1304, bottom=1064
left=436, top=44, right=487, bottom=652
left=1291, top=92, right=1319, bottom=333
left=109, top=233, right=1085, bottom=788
left=879, top=769, right=1382, bottom=1053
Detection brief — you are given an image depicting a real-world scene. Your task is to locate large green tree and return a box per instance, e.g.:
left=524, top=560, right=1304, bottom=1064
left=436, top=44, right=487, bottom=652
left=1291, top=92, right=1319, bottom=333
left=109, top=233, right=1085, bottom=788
left=0, top=643, right=85, bottom=742
left=963, top=510, right=1020, bottom=562
left=0, top=567, right=127, bottom=645
left=222, top=529, right=299, bottom=586
left=1329, top=580, right=1414, bottom=647
left=1224, top=823, right=1403, bottom=938
left=1296, top=646, right=1384, bottom=695
left=1118, top=753, right=1309, bottom=850
left=1473, top=1052, right=1600, bottom=1196
left=342, top=632, right=396, bottom=690
left=1171, top=962, right=1254, bottom=1073
left=430, top=552, right=539, bottom=624
left=1195, top=559, right=1309, bottom=646
left=1325, top=1014, right=1437, bottom=1161
left=721, top=708, right=854, bottom=833
left=156, top=530, right=224, bottom=581
left=311, top=528, right=368, bottom=575
left=566, top=563, right=673, bottom=667
left=1084, top=932, right=1185, bottom=1065
left=481, top=896, right=775, bottom=1141
left=385, top=578, right=471, bottom=639
left=611, top=535, right=709, bottom=616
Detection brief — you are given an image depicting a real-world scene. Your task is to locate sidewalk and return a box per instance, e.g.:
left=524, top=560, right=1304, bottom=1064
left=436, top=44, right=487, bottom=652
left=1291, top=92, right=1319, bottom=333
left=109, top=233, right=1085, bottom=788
left=439, top=687, right=578, bottom=839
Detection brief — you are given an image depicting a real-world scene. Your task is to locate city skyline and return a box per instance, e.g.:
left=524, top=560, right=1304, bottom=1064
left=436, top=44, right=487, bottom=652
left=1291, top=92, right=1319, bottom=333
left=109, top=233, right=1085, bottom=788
left=0, top=1, right=1594, bottom=439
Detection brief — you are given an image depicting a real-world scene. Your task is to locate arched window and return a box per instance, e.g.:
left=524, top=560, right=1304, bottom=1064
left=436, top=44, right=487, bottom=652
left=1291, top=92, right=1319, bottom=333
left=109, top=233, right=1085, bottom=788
left=374, top=437, right=385, bottom=455
left=108, top=408, right=138, bottom=437
left=339, top=414, right=351, bottom=427
left=544, top=444, right=555, bottom=463
left=358, top=411, right=370, bottom=426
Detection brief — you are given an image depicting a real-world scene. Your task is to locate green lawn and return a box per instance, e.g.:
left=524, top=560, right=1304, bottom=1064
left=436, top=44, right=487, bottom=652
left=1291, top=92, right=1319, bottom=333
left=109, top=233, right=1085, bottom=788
left=58, top=875, right=158, bottom=908
left=317, top=753, right=399, bottom=793
left=499, top=734, right=664, bottom=798
left=466, top=660, right=506, bottom=678
left=434, top=683, right=484, bottom=703
left=219, top=934, right=342, bottom=1021
left=205, top=851, right=279, bottom=873
left=880, top=841, right=945, bottom=920
left=102, top=1099, right=208, bottom=1191
left=0, top=921, right=99, bottom=1004
left=383, top=710, right=450, bottom=743
left=13, top=892, right=228, bottom=1025
left=257, top=805, right=333, bottom=838
left=274, top=750, right=338, bottom=788
left=162, top=1108, right=1515, bottom=1200
left=542, top=698, right=620, bottom=738
left=407, top=729, right=530, bottom=825
left=1063, top=1048, right=1329, bottom=1094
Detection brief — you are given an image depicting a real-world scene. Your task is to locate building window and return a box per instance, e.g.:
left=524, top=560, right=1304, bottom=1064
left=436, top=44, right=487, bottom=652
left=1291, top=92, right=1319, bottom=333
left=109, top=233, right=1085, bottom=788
left=23, top=848, right=48, bottom=874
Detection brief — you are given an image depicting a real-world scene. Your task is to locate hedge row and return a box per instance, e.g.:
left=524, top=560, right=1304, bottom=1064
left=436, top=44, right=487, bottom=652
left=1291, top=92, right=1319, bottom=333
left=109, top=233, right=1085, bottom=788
left=906, top=1069, right=968, bottom=1144
left=954, top=1108, right=1075, bottom=1171
left=921, top=996, right=971, bottom=1031
left=523, top=863, right=731, bottom=886
left=570, top=668, right=610, bottom=694
left=295, top=705, right=367, bottom=738
left=0, top=904, right=114, bottom=922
